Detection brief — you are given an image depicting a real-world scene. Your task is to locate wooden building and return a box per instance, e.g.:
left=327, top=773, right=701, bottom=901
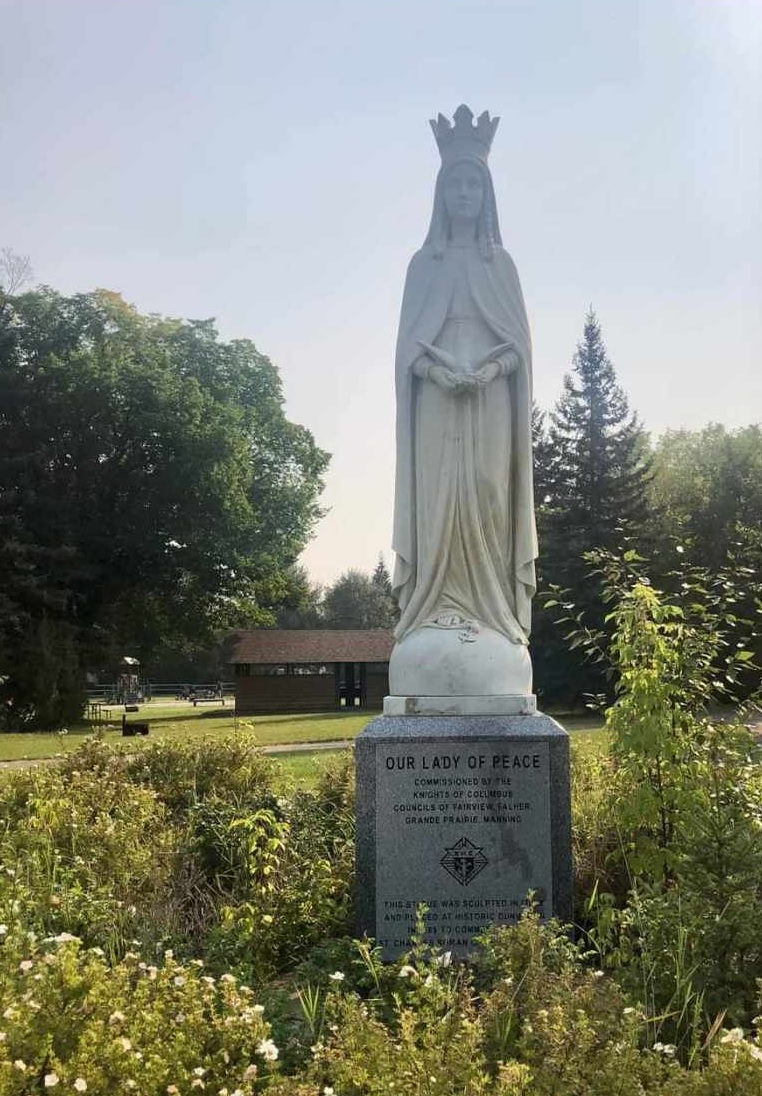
left=230, top=630, right=394, bottom=715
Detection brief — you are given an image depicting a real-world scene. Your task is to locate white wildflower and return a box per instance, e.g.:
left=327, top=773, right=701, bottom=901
left=324, top=1088, right=335, bottom=1095
left=167, top=1087, right=179, bottom=1095
left=174, top=1013, right=186, bottom=1024
left=173, top=975, right=186, bottom=987
left=19, top=959, right=33, bottom=972
left=720, top=1027, right=745, bottom=1045
left=397, top=965, right=416, bottom=979
left=13, top=1060, right=26, bottom=1072
left=243, top=1064, right=257, bottom=1080
left=0, top=924, right=7, bottom=935
left=109, top=1011, right=126, bottom=1025
left=256, top=1037, right=279, bottom=1062
left=44, top=1073, right=60, bottom=1088
left=191, top=1083, right=205, bottom=1091
left=119, top=1037, right=132, bottom=1051
left=53, top=932, right=78, bottom=944
left=193, top=1068, right=206, bottom=1077
left=164, top=949, right=174, bottom=960
left=74, top=1080, right=88, bottom=1092
left=328, top=971, right=345, bottom=982
left=252, top=1003, right=265, bottom=1013
left=749, top=1044, right=762, bottom=1061
left=593, top=969, right=604, bottom=978
left=220, top=973, right=236, bottom=984
left=435, top=951, right=452, bottom=967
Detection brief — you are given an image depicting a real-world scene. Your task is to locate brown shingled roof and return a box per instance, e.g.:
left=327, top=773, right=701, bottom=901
left=229, top=629, right=394, bottom=665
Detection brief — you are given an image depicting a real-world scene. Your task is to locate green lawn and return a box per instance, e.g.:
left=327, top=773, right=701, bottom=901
left=274, top=747, right=352, bottom=787
left=0, top=703, right=377, bottom=762
left=0, top=701, right=606, bottom=764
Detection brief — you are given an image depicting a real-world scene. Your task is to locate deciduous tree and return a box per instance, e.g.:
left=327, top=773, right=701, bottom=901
left=0, top=286, right=329, bottom=727
left=323, top=568, right=397, bottom=630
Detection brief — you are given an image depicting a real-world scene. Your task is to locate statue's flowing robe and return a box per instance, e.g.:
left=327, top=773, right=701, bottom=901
left=391, top=243, right=537, bottom=643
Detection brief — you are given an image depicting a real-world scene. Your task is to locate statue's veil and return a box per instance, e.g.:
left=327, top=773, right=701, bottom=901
left=423, top=157, right=503, bottom=258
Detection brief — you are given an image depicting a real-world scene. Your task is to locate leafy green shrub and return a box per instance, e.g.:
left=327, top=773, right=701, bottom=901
left=0, top=737, right=356, bottom=976
left=116, top=734, right=278, bottom=818
left=576, top=559, right=762, bottom=1051
left=205, top=760, right=355, bottom=981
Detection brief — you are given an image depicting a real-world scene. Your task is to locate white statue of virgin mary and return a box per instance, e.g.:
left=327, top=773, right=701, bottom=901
left=389, top=105, right=538, bottom=702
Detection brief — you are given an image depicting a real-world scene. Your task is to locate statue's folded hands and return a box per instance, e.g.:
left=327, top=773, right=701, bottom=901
left=415, top=338, right=518, bottom=391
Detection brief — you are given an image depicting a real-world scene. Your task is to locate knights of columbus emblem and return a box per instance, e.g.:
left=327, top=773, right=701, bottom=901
left=440, top=837, right=489, bottom=886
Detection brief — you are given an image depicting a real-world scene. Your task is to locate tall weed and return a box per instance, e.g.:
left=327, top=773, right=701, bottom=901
left=578, top=556, right=762, bottom=1051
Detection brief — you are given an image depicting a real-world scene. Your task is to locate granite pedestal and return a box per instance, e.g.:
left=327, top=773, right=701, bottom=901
left=355, top=712, right=572, bottom=959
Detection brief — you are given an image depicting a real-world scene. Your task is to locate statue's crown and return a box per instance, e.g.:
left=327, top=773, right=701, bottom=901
left=430, top=104, right=499, bottom=166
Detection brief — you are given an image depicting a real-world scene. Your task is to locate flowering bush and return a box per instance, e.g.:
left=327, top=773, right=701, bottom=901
left=0, top=739, right=354, bottom=979
left=1, top=704, right=762, bottom=1092
left=0, top=926, right=279, bottom=1094
left=266, top=914, right=762, bottom=1096
left=0, top=761, right=172, bottom=957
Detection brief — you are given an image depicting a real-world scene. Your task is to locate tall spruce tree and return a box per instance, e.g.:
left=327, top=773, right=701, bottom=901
left=533, top=309, right=651, bottom=704
left=372, top=553, right=393, bottom=597
left=532, top=402, right=553, bottom=514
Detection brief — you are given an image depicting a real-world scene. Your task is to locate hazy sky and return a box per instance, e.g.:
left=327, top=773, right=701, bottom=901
left=3, top=0, right=760, bottom=585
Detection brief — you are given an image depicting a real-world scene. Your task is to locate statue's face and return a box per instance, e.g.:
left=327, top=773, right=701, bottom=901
left=443, top=161, right=484, bottom=223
